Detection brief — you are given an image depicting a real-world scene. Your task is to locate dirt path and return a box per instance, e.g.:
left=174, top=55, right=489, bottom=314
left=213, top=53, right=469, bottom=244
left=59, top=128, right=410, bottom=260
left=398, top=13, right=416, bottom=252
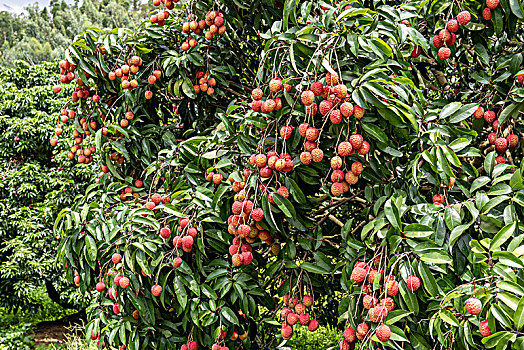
left=32, top=312, right=85, bottom=347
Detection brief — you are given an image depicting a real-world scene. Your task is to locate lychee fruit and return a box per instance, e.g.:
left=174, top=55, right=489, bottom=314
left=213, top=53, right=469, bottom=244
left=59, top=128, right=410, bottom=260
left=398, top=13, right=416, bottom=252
left=438, top=47, right=451, bottom=60
left=280, top=126, right=293, bottom=139
left=299, top=313, right=310, bottom=325
left=488, top=132, right=497, bottom=144
left=306, top=127, right=319, bottom=141
left=340, top=102, right=354, bottom=117
left=311, top=81, right=324, bottom=96
left=119, top=277, right=130, bottom=288
left=350, top=266, right=367, bottom=283
left=281, top=325, right=293, bottom=340
left=251, top=208, right=264, bottom=221
left=232, top=253, right=244, bottom=267
left=406, top=275, right=421, bottom=291
left=330, top=109, right=342, bottom=124
left=474, top=106, right=484, bottom=119
left=338, top=142, right=353, bottom=156
left=507, top=134, right=519, bottom=148
left=385, top=280, right=399, bottom=296
left=303, top=295, right=313, bottom=307
left=160, top=227, right=171, bottom=239
left=486, top=0, right=499, bottom=9
left=358, top=141, right=370, bottom=155
left=432, top=35, right=443, bottom=48
left=311, top=148, right=324, bottom=162
left=112, top=253, right=122, bottom=264
left=479, top=320, right=492, bottom=337
left=376, top=324, right=391, bottom=342
left=495, top=137, right=508, bottom=153
left=300, top=152, right=312, bottom=165
left=298, top=123, right=309, bottom=137
left=356, top=322, right=369, bottom=337
left=269, top=78, right=282, bottom=93
left=331, top=182, right=344, bottom=197
left=151, top=284, right=162, bottom=296
left=483, top=7, right=491, bottom=20
left=173, top=257, right=182, bottom=268
left=308, top=319, right=319, bottom=332
left=465, top=297, right=482, bottom=315
left=380, top=297, right=395, bottom=312
left=351, top=162, right=363, bottom=175
left=484, top=110, right=496, bottom=123
left=354, top=105, right=365, bottom=119
left=319, top=100, right=333, bottom=115
left=301, top=90, right=315, bottom=106
left=334, top=84, right=347, bottom=99
left=345, top=171, right=358, bottom=185
left=343, top=327, right=356, bottom=342
left=331, top=156, right=343, bottom=169
left=446, top=19, right=459, bottom=33
left=363, top=294, right=377, bottom=309
left=457, top=11, right=471, bottom=25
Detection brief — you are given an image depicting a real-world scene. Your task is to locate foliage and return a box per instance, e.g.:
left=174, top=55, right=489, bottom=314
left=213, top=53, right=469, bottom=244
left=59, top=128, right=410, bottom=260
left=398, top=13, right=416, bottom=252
left=0, top=0, right=151, bottom=66
left=0, top=61, right=95, bottom=310
left=52, top=0, right=524, bottom=349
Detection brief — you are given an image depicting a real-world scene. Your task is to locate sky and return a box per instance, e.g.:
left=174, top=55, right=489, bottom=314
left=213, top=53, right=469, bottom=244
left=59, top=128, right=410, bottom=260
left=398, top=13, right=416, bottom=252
left=1, top=0, right=73, bottom=14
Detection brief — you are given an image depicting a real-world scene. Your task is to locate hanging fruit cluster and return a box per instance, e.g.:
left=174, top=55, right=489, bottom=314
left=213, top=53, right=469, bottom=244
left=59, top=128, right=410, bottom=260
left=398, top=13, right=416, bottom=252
left=280, top=294, right=319, bottom=340
left=432, top=10, right=471, bottom=60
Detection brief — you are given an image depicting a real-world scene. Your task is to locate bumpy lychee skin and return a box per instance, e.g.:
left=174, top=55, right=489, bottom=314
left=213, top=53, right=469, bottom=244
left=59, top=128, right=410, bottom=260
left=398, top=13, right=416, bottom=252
left=306, top=127, right=320, bottom=141
left=298, top=123, right=309, bottom=137
left=306, top=103, right=318, bottom=116
left=439, top=29, right=452, bottom=42
left=340, top=102, right=354, bottom=117
left=331, top=156, right=343, bottom=169
left=466, top=297, right=482, bottom=315
left=507, top=134, right=519, bottom=148
left=385, top=280, right=399, bottom=296
left=281, top=325, right=293, bottom=340
left=334, top=84, right=348, bottom=99
left=338, top=142, right=353, bottom=156
left=518, top=75, right=524, bottom=84
left=299, top=312, right=310, bottom=325
left=433, top=194, right=444, bottom=204
left=330, top=109, right=343, bottom=124
left=311, top=81, right=324, bottom=96
left=331, top=170, right=345, bottom=183
left=495, top=137, right=508, bottom=153
left=474, top=106, right=484, bottom=119
left=479, top=320, right=492, bottom=337
left=242, top=251, right=253, bottom=265
left=280, top=126, right=293, bottom=139
left=484, top=110, right=496, bottom=123
left=232, top=253, right=244, bottom=267
left=301, top=90, right=315, bottom=106
left=343, top=327, right=356, bottom=342
left=251, top=207, right=264, bottom=221
left=287, top=312, right=299, bottom=326
left=351, top=266, right=367, bottom=283
left=311, top=148, right=324, bottom=162
left=308, top=319, right=319, bottom=332
left=457, top=11, right=471, bottom=25
left=269, top=78, right=282, bottom=93
left=252, top=88, right=263, bottom=101
left=367, top=269, right=380, bottom=284
left=376, top=324, right=391, bottom=342
left=483, top=7, right=491, bottom=20
left=492, top=120, right=499, bottom=131
left=151, top=284, right=162, bottom=296
left=349, top=134, right=364, bottom=149
left=351, top=162, right=363, bottom=175
left=345, top=171, right=359, bottom=185
left=488, top=132, right=497, bottom=145
left=433, top=35, right=443, bottom=48
left=112, top=253, right=122, bottom=264
left=486, top=0, right=499, bottom=9
left=380, top=297, right=395, bottom=312
left=438, top=47, right=451, bottom=60
left=447, top=19, right=459, bottom=32
left=331, top=182, right=344, bottom=197
left=358, top=141, right=370, bottom=155
left=363, top=294, right=377, bottom=309
left=303, top=295, right=313, bottom=307
left=356, top=322, right=369, bottom=336
left=300, top=152, right=312, bottom=165
left=319, top=100, right=334, bottom=115
left=354, top=105, right=365, bottom=119
left=96, top=282, right=106, bottom=292
left=406, top=275, right=421, bottom=292
left=339, top=340, right=350, bottom=350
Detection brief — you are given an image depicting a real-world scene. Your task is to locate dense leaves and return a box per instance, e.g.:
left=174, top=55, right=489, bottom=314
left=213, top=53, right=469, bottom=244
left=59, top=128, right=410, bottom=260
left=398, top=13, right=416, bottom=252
left=51, top=0, right=524, bottom=349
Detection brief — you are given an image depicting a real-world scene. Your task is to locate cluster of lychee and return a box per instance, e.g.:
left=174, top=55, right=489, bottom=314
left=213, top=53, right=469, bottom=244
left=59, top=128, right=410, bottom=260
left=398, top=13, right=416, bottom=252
left=180, top=341, right=200, bottom=350
left=181, top=10, right=227, bottom=48
left=151, top=0, right=177, bottom=11
left=106, top=56, right=145, bottom=92
left=250, top=78, right=292, bottom=113
left=280, top=294, right=319, bottom=340
left=482, top=0, right=499, bottom=21
left=248, top=150, right=294, bottom=178
left=432, top=10, right=471, bottom=61
left=464, top=297, right=492, bottom=337
left=346, top=259, right=423, bottom=345
left=473, top=106, right=519, bottom=165
left=194, top=71, right=217, bottom=96
left=205, top=169, right=224, bottom=184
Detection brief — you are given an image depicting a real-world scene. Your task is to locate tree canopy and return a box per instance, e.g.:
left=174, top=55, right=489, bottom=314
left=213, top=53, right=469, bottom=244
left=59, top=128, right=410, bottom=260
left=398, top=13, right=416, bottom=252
left=45, top=0, right=524, bottom=349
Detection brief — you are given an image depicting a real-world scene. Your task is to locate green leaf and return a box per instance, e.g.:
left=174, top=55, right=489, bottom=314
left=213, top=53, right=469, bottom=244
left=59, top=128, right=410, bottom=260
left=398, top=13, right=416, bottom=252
left=490, top=222, right=517, bottom=251
left=362, top=123, right=389, bottom=144
left=510, top=0, right=524, bottom=18
left=439, top=309, right=460, bottom=327
left=271, top=193, right=296, bottom=219
left=221, top=306, right=239, bottom=325
left=492, top=251, right=524, bottom=268
left=385, top=310, right=412, bottom=325
left=300, top=262, right=330, bottom=274
left=399, top=282, right=419, bottom=315
left=175, top=277, right=187, bottom=309
left=448, top=103, right=480, bottom=123
left=515, top=296, right=524, bottom=331
left=439, top=102, right=462, bottom=119
left=404, top=224, right=433, bottom=238
left=437, top=147, right=454, bottom=177
left=418, top=263, right=439, bottom=297
left=485, top=152, right=496, bottom=176
left=85, top=235, right=97, bottom=267
left=384, top=198, right=401, bottom=230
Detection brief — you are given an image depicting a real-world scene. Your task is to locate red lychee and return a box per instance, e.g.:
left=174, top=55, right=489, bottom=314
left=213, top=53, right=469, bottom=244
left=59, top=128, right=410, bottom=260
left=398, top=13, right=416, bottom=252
left=457, top=11, right=471, bottom=25
left=330, top=109, right=342, bottom=124
left=486, top=0, right=499, bottom=9
left=280, top=126, right=293, bottom=139
left=466, top=297, right=482, bottom=315
left=376, top=324, right=391, bottom=342
left=363, top=294, right=377, bottom=309
left=358, top=141, right=370, bottom=155
left=340, top=102, right=354, bottom=117
left=338, top=142, right=353, bottom=157
left=300, top=152, right=312, bottom=165
left=299, top=313, right=310, bottom=325
left=319, top=100, right=333, bottom=115
left=351, top=266, right=367, bottom=283
left=495, top=137, right=508, bottom=153
left=308, top=319, right=319, bottom=332
left=269, top=78, right=282, bottom=93
left=354, top=105, right=365, bottom=119
left=331, top=182, right=344, bottom=197
left=311, top=81, right=324, bottom=96
left=306, top=127, right=319, bottom=141
left=479, top=320, right=492, bottom=337
left=385, top=280, right=399, bottom=296
left=474, top=106, right=484, bottom=119
left=334, top=84, right=347, bottom=99
left=432, top=35, right=443, bottom=48
left=311, top=148, right=324, bottom=162
left=112, top=253, right=122, bottom=264
left=232, top=253, right=244, bottom=267
left=281, top=325, right=293, bottom=340
left=438, top=47, right=451, bottom=60
left=301, top=90, right=315, bottom=106
left=483, top=7, right=491, bottom=20
left=406, top=275, right=421, bottom=291
left=343, top=327, right=356, bottom=342
left=507, top=134, right=519, bottom=148
left=488, top=132, right=497, bottom=144
left=151, top=284, right=162, bottom=296
left=345, top=171, right=358, bottom=185
left=298, top=123, right=309, bottom=137
left=331, top=156, right=343, bottom=169
left=173, top=257, right=182, bottom=268
left=446, top=19, right=459, bottom=32
left=484, top=110, right=496, bottom=123
left=351, top=162, right=363, bottom=176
